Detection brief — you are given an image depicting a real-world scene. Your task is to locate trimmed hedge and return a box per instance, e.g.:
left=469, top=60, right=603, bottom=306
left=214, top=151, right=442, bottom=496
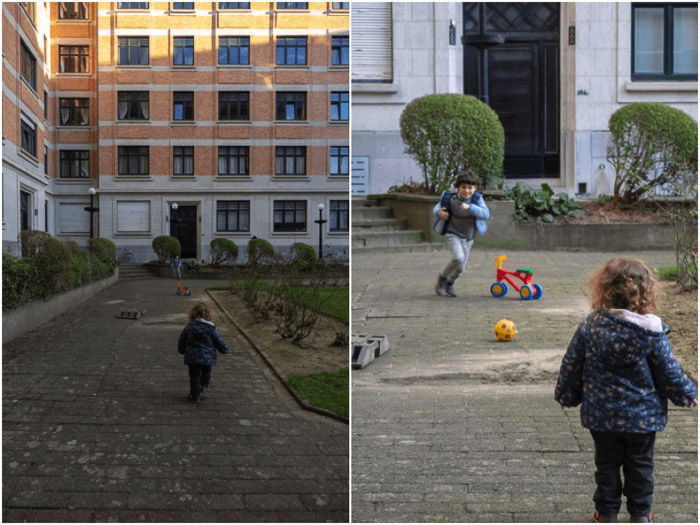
left=152, top=235, right=181, bottom=263
left=89, top=237, right=117, bottom=271
left=247, top=238, right=274, bottom=265
left=210, top=238, right=238, bottom=266
left=291, top=242, right=317, bottom=270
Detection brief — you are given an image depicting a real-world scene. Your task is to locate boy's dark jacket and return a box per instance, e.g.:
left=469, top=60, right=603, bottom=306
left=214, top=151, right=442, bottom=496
left=178, top=318, right=229, bottom=365
left=555, top=310, right=696, bottom=433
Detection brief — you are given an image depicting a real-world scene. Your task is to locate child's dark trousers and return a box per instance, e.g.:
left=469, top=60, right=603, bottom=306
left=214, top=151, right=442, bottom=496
left=590, top=430, right=656, bottom=518
left=188, top=364, right=212, bottom=398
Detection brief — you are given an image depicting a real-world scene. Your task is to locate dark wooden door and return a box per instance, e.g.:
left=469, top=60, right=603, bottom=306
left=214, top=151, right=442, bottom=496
left=463, top=3, right=560, bottom=178
left=171, top=205, right=197, bottom=259
left=20, top=190, right=30, bottom=231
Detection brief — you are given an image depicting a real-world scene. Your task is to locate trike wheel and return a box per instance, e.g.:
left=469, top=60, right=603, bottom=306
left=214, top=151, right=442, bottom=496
left=520, top=285, right=534, bottom=301
left=533, top=284, right=543, bottom=300
left=490, top=282, right=508, bottom=298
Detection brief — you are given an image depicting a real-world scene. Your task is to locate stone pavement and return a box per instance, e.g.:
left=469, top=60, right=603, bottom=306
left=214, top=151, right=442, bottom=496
left=3, top=278, right=348, bottom=522
left=352, top=249, right=697, bottom=523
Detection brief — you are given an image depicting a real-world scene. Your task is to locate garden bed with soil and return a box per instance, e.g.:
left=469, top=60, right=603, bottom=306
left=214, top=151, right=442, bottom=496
left=656, top=281, right=698, bottom=385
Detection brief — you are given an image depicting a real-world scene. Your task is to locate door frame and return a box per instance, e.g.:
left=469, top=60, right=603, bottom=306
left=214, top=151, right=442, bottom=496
left=168, top=201, right=199, bottom=261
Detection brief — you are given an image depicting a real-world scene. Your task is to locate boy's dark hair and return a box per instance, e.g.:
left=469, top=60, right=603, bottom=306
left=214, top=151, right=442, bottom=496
left=454, top=170, right=479, bottom=188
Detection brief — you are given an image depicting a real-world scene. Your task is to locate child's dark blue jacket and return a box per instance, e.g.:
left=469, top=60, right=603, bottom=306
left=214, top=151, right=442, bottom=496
left=178, top=318, right=229, bottom=365
left=555, top=309, right=695, bottom=433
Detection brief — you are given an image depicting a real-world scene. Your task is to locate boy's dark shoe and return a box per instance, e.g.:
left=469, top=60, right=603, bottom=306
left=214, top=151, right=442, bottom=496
left=630, top=513, right=652, bottom=523
left=188, top=394, right=199, bottom=403
left=445, top=282, right=457, bottom=297
left=593, top=512, right=618, bottom=523
left=435, top=275, right=447, bottom=296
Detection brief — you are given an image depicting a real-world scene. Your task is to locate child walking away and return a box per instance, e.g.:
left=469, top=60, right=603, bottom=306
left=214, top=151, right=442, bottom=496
left=178, top=303, right=229, bottom=403
left=555, top=258, right=697, bottom=523
left=432, top=170, right=490, bottom=297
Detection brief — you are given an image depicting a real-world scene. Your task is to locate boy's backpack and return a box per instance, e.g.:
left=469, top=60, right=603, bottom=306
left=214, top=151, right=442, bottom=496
left=432, top=191, right=489, bottom=236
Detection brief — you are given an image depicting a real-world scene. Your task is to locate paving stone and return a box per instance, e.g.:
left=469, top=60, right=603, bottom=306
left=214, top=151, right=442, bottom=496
left=352, top=249, right=697, bottom=523
left=3, top=279, right=347, bottom=522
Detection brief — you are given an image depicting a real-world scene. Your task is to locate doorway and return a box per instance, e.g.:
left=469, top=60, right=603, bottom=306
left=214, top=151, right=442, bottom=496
left=463, top=2, right=560, bottom=178
left=170, top=205, right=197, bottom=259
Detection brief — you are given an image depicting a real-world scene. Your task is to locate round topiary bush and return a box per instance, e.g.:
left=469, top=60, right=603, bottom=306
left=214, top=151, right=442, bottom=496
left=20, top=230, right=51, bottom=258
left=247, top=238, right=274, bottom=265
left=400, top=93, right=505, bottom=192
left=89, top=237, right=117, bottom=270
left=607, top=102, right=698, bottom=205
left=152, top=235, right=181, bottom=263
left=210, top=238, right=238, bottom=266
left=291, top=242, right=317, bottom=270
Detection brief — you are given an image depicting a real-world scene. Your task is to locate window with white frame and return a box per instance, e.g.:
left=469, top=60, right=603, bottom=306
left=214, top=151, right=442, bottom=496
left=330, top=146, right=349, bottom=176
left=273, top=200, right=307, bottom=232
left=216, top=200, right=250, bottom=232
left=329, top=200, right=349, bottom=232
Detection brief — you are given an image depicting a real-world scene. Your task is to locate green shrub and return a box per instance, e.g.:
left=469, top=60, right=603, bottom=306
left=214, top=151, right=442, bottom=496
left=503, top=183, right=581, bottom=223
left=607, top=103, right=698, bottom=205
left=400, top=93, right=505, bottom=192
left=152, top=235, right=181, bottom=263
left=89, top=237, right=117, bottom=270
left=34, top=237, right=73, bottom=297
left=291, top=242, right=317, bottom=270
left=210, top=238, right=238, bottom=267
left=247, top=238, right=274, bottom=265
left=20, top=230, right=51, bottom=258
left=2, top=253, right=38, bottom=309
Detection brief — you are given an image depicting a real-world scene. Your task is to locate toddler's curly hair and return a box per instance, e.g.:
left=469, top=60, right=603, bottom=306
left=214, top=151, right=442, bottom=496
left=188, top=302, right=212, bottom=321
left=589, top=257, right=656, bottom=314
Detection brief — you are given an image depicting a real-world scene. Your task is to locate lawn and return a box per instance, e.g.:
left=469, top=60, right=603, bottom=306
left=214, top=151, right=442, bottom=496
left=288, top=368, right=349, bottom=418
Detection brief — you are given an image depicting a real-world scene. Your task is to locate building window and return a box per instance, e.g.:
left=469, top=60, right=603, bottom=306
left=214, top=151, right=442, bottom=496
left=59, top=45, right=89, bottom=73
left=329, top=200, right=349, bottom=232
left=275, top=146, right=306, bottom=175
left=218, top=146, right=249, bottom=175
left=219, top=37, right=250, bottom=65
left=276, top=92, right=306, bottom=120
left=58, top=2, right=88, bottom=19
left=44, top=90, right=48, bottom=119
left=218, top=92, right=250, bottom=120
left=330, top=146, right=348, bottom=176
left=172, top=2, right=194, bottom=8
left=352, top=2, right=393, bottom=82
left=332, top=2, right=349, bottom=9
left=219, top=2, right=250, bottom=8
left=20, top=117, right=37, bottom=157
left=173, top=146, right=194, bottom=175
left=118, top=91, right=149, bottom=120
left=59, top=98, right=89, bottom=126
left=20, top=2, right=35, bottom=21
left=118, top=37, right=149, bottom=65
left=20, top=40, right=36, bottom=90
left=330, top=91, right=349, bottom=121
left=44, top=145, right=49, bottom=175
left=277, top=2, right=308, bottom=9
left=173, top=37, right=194, bottom=65
left=633, top=4, right=698, bottom=80
left=118, top=146, right=149, bottom=175
left=20, top=191, right=31, bottom=231
left=60, top=150, right=89, bottom=178
left=276, top=37, right=307, bottom=65
left=173, top=92, right=194, bottom=120
left=118, top=2, right=148, bottom=8
left=331, top=35, right=349, bottom=65
left=216, top=200, right=250, bottom=232
left=273, top=200, right=307, bottom=232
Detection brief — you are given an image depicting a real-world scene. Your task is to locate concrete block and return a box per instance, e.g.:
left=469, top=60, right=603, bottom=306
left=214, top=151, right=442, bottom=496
left=367, top=335, right=390, bottom=357
left=352, top=341, right=377, bottom=369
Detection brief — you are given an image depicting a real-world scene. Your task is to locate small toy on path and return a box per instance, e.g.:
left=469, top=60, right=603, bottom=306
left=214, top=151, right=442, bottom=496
left=176, top=282, right=192, bottom=296
left=490, top=255, right=543, bottom=300
left=494, top=319, right=517, bottom=341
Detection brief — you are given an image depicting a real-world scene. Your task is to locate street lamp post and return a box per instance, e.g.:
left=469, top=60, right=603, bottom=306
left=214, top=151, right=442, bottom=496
left=84, top=187, right=99, bottom=239
left=169, top=202, right=179, bottom=238
left=314, top=203, right=327, bottom=260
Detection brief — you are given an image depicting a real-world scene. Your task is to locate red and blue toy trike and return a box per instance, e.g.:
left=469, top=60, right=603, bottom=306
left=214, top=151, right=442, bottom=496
left=490, top=255, right=543, bottom=301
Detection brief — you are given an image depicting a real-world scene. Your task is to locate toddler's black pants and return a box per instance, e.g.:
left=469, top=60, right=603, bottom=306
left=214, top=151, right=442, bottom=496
left=590, top=430, right=656, bottom=518
left=188, top=364, right=212, bottom=399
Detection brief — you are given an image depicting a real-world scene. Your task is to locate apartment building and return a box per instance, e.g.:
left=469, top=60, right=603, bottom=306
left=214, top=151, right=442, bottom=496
left=3, top=2, right=350, bottom=261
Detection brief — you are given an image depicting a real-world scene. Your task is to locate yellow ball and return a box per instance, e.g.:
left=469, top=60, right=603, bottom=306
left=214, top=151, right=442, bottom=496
left=494, top=319, right=517, bottom=342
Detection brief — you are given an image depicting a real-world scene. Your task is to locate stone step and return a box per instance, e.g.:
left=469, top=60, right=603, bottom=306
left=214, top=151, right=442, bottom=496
left=352, top=218, right=408, bottom=232
left=118, top=264, right=157, bottom=280
left=351, top=230, right=425, bottom=248
left=352, top=241, right=447, bottom=254
left=351, top=206, right=393, bottom=221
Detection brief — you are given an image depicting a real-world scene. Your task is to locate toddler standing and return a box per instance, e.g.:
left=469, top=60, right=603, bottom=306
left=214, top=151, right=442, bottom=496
left=555, top=257, right=696, bottom=523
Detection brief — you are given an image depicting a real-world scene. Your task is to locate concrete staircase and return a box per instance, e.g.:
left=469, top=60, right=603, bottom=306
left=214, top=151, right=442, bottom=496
left=352, top=198, right=444, bottom=253
left=118, top=263, right=158, bottom=280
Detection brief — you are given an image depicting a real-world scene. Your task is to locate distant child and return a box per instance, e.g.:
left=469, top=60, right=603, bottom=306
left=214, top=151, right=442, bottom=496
left=171, top=255, right=182, bottom=279
left=433, top=170, right=490, bottom=297
left=555, top=257, right=697, bottom=523
left=178, top=303, right=229, bottom=403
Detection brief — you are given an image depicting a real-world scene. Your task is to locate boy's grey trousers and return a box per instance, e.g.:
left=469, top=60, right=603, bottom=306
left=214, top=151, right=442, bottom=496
left=441, top=234, right=474, bottom=283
